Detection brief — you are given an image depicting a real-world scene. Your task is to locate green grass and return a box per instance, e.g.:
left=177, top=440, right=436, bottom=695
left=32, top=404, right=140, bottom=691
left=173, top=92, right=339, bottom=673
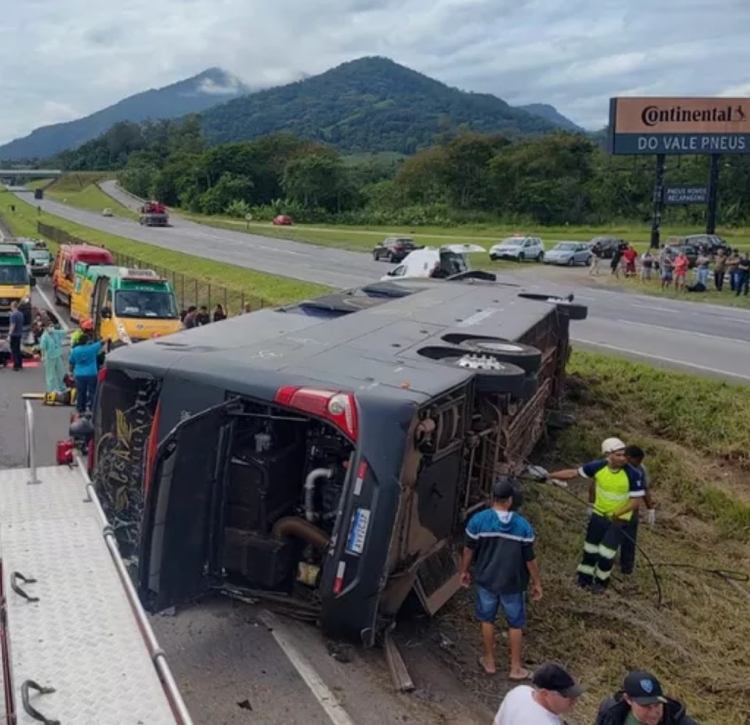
left=440, top=350, right=750, bottom=725
left=0, top=191, right=329, bottom=309
left=34, top=172, right=139, bottom=220
left=188, top=215, right=750, bottom=258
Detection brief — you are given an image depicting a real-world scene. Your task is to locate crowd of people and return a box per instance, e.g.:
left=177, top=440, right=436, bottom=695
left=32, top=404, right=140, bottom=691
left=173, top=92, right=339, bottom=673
left=589, top=240, right=750, bottom=296
left=461, top=438, right=699, bottom=724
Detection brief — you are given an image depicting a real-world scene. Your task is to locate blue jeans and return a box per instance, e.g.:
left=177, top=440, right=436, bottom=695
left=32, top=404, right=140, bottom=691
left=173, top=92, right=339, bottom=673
left=475, top=586, right=527, bottom=628
left=697, top=267, right=709, bottom=286
left=75, top=375, right=97, bottom=414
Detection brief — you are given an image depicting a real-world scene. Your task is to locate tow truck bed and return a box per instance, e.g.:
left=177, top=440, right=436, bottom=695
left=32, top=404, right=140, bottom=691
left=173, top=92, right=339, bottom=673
left=0, top=464, right=184, bottom=724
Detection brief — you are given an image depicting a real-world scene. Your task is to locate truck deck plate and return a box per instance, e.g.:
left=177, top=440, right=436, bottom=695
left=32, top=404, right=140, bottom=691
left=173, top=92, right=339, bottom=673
left=0, top=465, right=177, bottom=724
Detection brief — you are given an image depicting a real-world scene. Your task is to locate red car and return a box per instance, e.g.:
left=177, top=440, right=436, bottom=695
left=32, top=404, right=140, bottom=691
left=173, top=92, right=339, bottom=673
left=272, top=215, right=293, bottom=226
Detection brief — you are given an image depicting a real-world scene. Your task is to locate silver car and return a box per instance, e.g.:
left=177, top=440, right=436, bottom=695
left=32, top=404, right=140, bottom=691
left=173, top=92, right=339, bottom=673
left=543, top=241, right=592, bottom=266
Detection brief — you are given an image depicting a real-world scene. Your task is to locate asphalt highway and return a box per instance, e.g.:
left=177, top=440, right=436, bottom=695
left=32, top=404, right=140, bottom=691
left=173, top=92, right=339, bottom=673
left=17, top=182, right=750, bottom=383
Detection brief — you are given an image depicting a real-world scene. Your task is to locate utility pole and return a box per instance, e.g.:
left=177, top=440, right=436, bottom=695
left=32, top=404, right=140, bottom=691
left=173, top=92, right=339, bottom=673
left=705, top=154, right=721, bottom=235
left=649, top=154, right=666, bottom=249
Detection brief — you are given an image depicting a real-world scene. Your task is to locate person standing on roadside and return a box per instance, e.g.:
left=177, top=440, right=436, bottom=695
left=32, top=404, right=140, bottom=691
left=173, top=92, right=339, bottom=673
left=494, top=662, right=583, bottom=725
left=589, top=247, right=601, bottom=275
left=8, top=301, right=24, bottom=371
left=735, top=253, right=750, bottom=297
left=39, top=316, right=70, bottom=393
left=544, top=438, right=645, bottom=593
left=460, top=477, right=542, bottom=680
left=672, top=251, right=689, bottom=292
left=611, top=244, right=624, bottom=278
left=640, top=250, right=653, bottom=282
left=727, top=249, right=740, bottom=291
left=713, top=249, right=727, bottom=291
left=69, top=333, right=107, bottom=415
left=658, top=247, right=673, bottom=291
left=594, top=670, right=700, bottom=725
left=620, top=445, right=656, bottom=575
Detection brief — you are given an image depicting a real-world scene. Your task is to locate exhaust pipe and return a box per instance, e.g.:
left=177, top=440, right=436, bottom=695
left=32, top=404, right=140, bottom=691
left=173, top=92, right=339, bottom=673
left=271, top=517, right=330, bottom=550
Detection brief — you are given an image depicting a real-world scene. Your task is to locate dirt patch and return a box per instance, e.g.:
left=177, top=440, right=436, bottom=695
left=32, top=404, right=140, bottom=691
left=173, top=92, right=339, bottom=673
left=400, top=352, right=750, bottom=725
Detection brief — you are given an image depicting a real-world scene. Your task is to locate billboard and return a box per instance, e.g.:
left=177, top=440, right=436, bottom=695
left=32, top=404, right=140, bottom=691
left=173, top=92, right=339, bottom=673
left=609, top=97, right=750, bottom=155
left=663, top=186, right=708, bottom=205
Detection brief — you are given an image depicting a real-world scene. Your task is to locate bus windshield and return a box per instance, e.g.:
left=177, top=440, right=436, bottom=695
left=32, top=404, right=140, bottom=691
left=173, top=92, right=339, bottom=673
left=114, top=289, right=178, bottom=319
left=0, top=263, right=29, bottom=285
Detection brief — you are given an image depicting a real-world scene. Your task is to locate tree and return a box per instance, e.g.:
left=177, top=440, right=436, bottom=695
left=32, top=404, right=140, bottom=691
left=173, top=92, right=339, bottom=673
left=282, top=154, right=346, bottom=210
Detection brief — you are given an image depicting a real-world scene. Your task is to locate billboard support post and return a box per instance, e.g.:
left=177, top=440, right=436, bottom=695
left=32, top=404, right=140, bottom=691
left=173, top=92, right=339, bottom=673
left=706, top=154, right=721, bottom=235
left=650, top=154, right=666, bottom=249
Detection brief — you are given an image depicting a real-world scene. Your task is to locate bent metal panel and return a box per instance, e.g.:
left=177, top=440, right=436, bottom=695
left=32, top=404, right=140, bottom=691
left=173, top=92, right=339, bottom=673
left=608, top=97, right=750, bottom=155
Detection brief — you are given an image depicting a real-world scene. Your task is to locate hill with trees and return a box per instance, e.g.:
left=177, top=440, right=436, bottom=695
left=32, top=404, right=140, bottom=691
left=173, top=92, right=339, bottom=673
left=0, top=68, right=251, bottom=161
left=198, top=57, right=568, bottom=154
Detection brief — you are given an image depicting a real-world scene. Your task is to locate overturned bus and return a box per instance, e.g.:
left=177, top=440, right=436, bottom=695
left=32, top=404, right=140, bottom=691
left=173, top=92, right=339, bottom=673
left=91, top=277, right=587, bottom=645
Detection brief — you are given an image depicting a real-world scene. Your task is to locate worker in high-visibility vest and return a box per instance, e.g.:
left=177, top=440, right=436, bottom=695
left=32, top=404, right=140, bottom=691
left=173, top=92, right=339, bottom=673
left=544, top=437, right=646, bottom=593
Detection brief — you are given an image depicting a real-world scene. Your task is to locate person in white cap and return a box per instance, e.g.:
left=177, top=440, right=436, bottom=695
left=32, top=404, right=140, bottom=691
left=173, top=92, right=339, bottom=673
left=545, top=438, right=646, bottom=593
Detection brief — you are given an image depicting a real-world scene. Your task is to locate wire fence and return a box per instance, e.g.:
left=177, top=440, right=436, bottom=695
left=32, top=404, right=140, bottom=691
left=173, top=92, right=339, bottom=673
left=37, top=222, right=269, bottom=315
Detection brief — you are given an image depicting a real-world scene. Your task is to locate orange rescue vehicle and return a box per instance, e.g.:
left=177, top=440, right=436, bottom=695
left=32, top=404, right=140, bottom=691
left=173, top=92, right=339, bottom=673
left=52, top=244, right=115, bottom=310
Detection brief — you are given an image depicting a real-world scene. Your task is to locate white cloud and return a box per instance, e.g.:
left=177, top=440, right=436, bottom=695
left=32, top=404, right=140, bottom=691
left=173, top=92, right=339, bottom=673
left=0, top=0, right=749, bottom=142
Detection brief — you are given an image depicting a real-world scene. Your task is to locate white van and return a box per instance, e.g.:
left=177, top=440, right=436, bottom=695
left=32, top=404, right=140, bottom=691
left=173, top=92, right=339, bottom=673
left=381, top=243, right=487, bottom=281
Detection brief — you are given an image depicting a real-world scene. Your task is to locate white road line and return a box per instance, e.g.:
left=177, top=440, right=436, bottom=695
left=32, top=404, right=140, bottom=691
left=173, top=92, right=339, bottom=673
left=34, top=284, right=70, bottom=331
left=257, top=610, right=355, bottom=725
left=615, top=318, right=750, bottom=344
left=574, top=338, right=750, bottom=382
left=631, top=303, right=678, bottom=313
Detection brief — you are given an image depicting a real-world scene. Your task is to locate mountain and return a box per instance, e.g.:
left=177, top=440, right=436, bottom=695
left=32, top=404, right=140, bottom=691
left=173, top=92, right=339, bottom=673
left=199, top=57, right=563, bottom=155
left=0, top=68, right=252, bottom=161
left=518, top=103, right=585, bottom=133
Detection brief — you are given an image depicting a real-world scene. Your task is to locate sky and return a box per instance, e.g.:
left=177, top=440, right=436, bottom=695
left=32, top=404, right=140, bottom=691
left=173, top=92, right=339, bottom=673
left=1, top=0, right=749, bottom=143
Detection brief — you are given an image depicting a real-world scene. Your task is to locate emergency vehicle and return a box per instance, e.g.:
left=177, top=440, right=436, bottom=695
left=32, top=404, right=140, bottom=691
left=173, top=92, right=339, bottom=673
left=52, top=244, right=115, bottom=309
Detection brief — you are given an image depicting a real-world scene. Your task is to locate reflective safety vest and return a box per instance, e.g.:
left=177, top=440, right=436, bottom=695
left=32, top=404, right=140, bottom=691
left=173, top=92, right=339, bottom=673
left=579, top=460, right=644, bottom=521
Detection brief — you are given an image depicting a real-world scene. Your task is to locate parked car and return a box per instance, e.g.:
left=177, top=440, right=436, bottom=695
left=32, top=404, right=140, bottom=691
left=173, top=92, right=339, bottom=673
left=381, top=244, right=488, bottom=281
left=272, top=215, right=294, bottom=226
left=590, top=236, right=626, bottom=259
left=678, top=234, right=730, bottom=255
left=102, top=208, right=113, bottom=217
left=543, top=242, right=592, bottom=267
left=372, top=236, right=419, bottom=262
left=488, top=236, right=545, bottom=262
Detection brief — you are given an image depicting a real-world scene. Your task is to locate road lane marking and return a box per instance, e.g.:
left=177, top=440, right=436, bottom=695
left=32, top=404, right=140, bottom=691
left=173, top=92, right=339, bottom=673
left=34, top=285, right=70, bottom=331
left=574, top=338, right=750, bottom=382
left=615, top=319, right=750, bottom=344
left=631, top=303, right=678, bottom=313
left=258, top=610, right=355, bottom=725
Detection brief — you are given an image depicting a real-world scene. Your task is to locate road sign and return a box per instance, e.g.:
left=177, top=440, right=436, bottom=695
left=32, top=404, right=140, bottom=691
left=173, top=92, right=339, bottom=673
left=663, top=186, right=708, bottom=205
left=245, top=213, right=253, bottom=221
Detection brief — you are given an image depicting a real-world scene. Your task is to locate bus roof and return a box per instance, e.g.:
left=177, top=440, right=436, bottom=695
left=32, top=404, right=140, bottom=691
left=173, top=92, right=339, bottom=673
left=105, top=278, right=581, bottom=404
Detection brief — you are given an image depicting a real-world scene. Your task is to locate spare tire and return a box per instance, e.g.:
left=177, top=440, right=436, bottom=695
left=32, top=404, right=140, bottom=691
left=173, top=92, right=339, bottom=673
left=431, top=352, right=526, bottom=396
left=459, top=339, right=542, bottom=374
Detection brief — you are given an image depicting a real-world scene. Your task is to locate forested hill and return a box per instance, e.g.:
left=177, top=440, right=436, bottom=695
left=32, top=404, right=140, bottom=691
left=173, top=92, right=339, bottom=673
left=199, top=57, right=565, bottom=154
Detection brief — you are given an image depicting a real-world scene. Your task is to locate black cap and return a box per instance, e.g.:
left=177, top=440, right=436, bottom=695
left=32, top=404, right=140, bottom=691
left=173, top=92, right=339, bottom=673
left=492, top=476, right=516, bottom=500
left=623, top=671, right=668, bottom=705
left=532, top=663, right=584, bottom=698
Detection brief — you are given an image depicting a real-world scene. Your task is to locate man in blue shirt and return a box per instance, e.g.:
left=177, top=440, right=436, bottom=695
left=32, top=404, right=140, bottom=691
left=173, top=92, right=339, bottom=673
left=8, top=301, right=24, bottom=371
left=459, top=477, right=542, bottom=680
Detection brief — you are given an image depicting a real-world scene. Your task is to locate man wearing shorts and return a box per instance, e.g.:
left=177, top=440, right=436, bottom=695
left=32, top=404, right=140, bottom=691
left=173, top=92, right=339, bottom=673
left=460, top=477, right=543, bottom=679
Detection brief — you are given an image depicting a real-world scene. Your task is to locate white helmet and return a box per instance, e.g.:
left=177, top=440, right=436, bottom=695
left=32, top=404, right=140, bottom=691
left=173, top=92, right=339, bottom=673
left=601, top=437, right=626, bottom=454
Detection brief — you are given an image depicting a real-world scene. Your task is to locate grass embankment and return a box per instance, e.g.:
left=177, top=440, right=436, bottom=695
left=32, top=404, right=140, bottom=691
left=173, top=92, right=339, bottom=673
left=436, top=351, right=750, bottom=725
left=0, top=192, right=329, bottom=308
left=28, top=172, right=137, bottom=220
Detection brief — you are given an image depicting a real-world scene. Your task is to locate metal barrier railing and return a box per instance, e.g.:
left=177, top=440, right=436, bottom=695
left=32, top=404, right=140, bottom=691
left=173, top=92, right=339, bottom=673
left=23, top=399, right=40, bottom=485
left=19, top=396, right=194, bottom=725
